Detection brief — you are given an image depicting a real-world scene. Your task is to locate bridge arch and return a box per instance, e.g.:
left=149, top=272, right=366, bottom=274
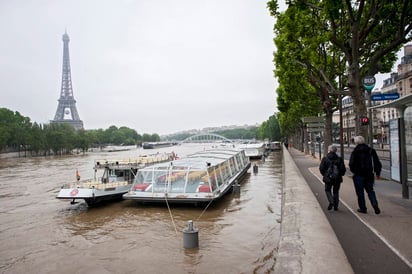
left=182, top=133, right=233, bottom=143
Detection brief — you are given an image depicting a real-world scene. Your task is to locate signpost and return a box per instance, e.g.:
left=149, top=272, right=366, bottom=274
left=363, top=76, right=376, bottom=148
left=302, top=117, right=325, bottom=123
left=304, top=118, right=325, bottom=133
left=302, top=116, right=324, bottom=158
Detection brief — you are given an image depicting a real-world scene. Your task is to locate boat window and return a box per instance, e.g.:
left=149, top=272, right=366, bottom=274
left=185, top=170, right=208, bottom=193
left=134, top=170, right=153, bottom=184
left=216, top=163, right=226, bottom=183
left=229, top=158, right=236, bottom=174
left=207, top=167, right=217, bottom=190
left=214, top=166, right=222, bottom=186
left=221, top=162, right=230, bottom=182
left=168, top=168, right=188, bottom=193
left=235, top=154, right=242, bottom=169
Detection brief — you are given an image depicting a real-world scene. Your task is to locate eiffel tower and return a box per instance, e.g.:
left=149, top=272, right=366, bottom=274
left=51, top=31, right=84, bottom=130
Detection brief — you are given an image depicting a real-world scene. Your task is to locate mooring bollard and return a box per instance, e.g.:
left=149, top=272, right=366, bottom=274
left=253, top=163, right=258, bottom=174
left=232, top=180, right=241, bottom=194
left=183, top=220, right=199, bottom=249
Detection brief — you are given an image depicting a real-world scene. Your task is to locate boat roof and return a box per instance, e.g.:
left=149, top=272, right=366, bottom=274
left=140, top=148, right=244, bottom=171
left=94, top=153, right=172, bottom=169
left=237, top=143, right=265, bottom=148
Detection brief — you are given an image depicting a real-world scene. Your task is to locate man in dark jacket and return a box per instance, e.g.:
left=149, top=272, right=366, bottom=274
left=319, top=145, right=346, bottom=211
left=349, top=135, right=382, bottom=214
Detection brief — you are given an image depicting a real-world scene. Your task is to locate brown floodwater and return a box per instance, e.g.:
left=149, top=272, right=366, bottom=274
left=0, top=143, right=283, bottom=274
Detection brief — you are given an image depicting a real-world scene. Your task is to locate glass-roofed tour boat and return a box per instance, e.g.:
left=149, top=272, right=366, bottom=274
left=123, top=148, right=251, bottom=204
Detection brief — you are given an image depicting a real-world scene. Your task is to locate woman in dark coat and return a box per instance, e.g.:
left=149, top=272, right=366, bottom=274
left=319, top=145, right=346, bottom=211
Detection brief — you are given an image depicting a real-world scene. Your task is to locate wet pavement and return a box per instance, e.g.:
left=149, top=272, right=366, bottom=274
left=288, top=147, right=412, bottom=274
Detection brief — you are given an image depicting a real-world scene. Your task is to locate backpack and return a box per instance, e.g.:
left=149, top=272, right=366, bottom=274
left=325, top=159, right=340, bottom=182
left=359, top=148, right=373, bottom=175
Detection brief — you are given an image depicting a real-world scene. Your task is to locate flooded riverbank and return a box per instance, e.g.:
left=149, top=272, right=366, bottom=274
left=0, top=144, right=282, bottom=273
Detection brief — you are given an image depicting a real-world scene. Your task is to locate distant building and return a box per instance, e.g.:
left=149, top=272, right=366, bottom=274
left=51, top=31, right=83, bottom=130
left=397, top=44, right=412, bottom=97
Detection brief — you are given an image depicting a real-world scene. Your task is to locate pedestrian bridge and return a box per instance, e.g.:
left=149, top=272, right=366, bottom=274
left=182, top=133, right=233, bottom=143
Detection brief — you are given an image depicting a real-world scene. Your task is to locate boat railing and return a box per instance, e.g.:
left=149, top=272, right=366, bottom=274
left=60, top=178, right=130, bottom=189
left=94, top=154, right=173, bottom=169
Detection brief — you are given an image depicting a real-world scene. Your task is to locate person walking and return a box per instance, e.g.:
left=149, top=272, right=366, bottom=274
left=319, top=145, right=346, bottom=211
left=349, top=135, right=382, bottom=214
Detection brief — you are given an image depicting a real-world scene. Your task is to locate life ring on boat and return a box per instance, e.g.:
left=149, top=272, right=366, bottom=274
left=70, top=188, right=79, bottom=196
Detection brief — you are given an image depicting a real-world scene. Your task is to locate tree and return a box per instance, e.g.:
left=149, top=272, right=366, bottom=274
left=294, top=0, right=412, bottom=137
left=0, top=108, right=14, bottom=150
left=268, top=3, right=326, bottom=147
left=27, top=122, right=45, bottom=156
left=75, top=129, right=89, bottom=153
left=258, top=113, right=282, bottom=141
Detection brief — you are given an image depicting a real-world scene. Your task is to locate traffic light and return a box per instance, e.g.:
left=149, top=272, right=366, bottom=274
left=360, top=116, right=369, bottom=125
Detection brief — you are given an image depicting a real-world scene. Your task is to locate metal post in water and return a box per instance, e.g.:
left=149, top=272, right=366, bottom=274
left=232, top=180, right=241, bottom=194
left=183, top=220, right=199, bottom=249
left=253, top=163, right=258, bottom=174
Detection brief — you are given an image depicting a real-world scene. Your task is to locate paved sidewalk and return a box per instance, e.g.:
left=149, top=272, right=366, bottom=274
left=292, top=147, right=412, bottom=270
left=275, top=146, right=353, bottom=273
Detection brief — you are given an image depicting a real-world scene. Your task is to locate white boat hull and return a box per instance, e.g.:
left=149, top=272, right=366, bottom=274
left=237, top=143, right=266, bottom=159
left=57, top=182, right=131, bottom=205
left=56, top=153, right=173, bottom=206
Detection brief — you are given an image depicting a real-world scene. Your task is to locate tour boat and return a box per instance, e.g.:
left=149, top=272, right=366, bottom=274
left=142, top=141, right=178, bottom=149
left=269, top=141, right=282, bottom=151
left=237, top=142, right=266, bottom=159
left=56, top=153, right=174, bottom=206
left=123, top=148, right=251, bottom=204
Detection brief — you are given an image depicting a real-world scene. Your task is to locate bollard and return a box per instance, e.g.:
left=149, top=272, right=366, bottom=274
left=232, top=182, right=241, bottom=194
left=253, top=163, right=258, bottom=174
left=183, top=220, right=199, bottom=249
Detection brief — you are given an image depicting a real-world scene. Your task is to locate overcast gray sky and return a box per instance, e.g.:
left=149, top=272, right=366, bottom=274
left=0, top=1, right=400, bottom=135
left=0, top=0, right=286, bottom=135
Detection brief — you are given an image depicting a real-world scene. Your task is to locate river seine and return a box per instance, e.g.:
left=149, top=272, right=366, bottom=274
left=0, top=143, right=282, bottom=274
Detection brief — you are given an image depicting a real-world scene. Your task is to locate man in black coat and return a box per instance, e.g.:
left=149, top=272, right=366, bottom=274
left=319, top=145, right=346, bottom=211
left=349, top=135, right=382, bottom=214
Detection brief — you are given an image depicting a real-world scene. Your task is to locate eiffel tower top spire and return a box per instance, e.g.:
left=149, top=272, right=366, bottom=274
left=60, top=31, right=73, bottom=99
left=51, top=31, right=84, bottom=130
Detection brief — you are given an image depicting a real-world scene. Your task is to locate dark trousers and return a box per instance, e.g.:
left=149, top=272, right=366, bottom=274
left=325, top=182, right=341, bottom=208
left=352, top=174, right=379, bottom=211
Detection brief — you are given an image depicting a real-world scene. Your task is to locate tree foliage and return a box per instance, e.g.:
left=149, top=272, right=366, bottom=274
left=268, top=0, right=412, bottom=141
left=0, top=107, right=159, bottom=156
left=258, top=113, right=282, bottom=141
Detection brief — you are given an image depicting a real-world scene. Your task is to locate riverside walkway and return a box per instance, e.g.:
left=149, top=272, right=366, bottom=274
left=277, top=146, right=412, bottom=274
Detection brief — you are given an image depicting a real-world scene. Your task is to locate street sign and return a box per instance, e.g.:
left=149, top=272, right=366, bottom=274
left=363, top=76, right=376, bottom=91
left=306, top=123, right=325, bottom=128
left=302, top=116, right=325, bottom=123
left=307, top=127, right=324, bottom=133
left=371, top=93, right=400, bottom=101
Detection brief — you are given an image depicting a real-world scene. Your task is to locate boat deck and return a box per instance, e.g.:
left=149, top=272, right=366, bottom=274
left=61, top=180, right=130, bottom=190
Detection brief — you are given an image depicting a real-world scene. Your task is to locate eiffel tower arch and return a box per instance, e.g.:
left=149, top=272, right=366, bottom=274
left=51, top=31, right=84, bottom=130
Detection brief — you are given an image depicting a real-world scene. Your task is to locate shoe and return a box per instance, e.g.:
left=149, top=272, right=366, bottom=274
left=357, top=209, right=367, bottom=214
left=373, top=206, right=381, bottom=215
left=334, top=206, right=338, bottom=211
left=327, top=203, right=333, bottom=210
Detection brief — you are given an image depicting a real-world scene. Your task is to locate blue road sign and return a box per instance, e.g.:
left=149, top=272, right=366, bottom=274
left=371, top=93, right=400, bottom=101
